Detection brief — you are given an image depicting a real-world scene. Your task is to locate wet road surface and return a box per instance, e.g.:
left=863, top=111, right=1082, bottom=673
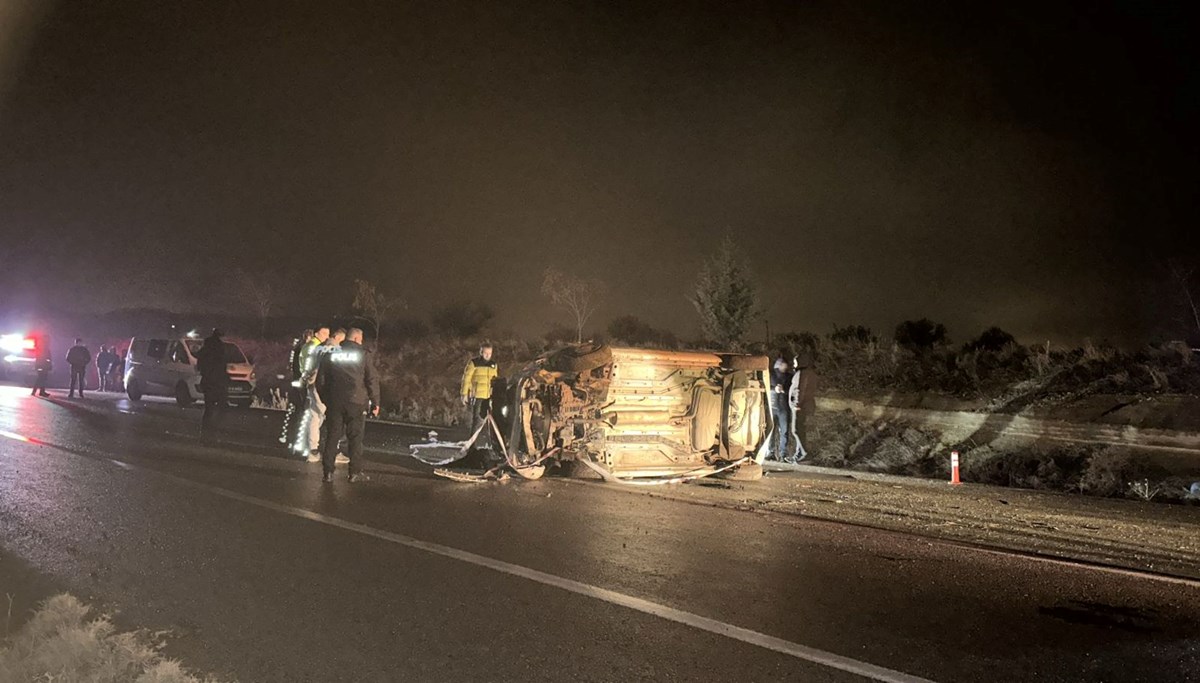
left=0, top=386, right=1197, bottom=682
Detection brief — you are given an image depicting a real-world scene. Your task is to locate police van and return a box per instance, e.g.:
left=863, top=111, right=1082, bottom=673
left=0, top=332, right=48, bottom=382
left=124, top=336, right=256, bottom=407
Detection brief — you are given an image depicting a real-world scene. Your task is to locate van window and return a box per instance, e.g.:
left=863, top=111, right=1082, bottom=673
left=147, top=340, right=167, bottom=359
left=223, top=342, right=247, bottom=364
left=130, top=340, right=148, bottom=359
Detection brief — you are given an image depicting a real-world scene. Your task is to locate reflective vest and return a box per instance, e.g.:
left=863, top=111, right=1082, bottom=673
left=298, top=338, right=323, bottom=382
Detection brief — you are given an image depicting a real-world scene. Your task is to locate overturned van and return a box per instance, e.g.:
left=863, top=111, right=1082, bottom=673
left=482, top=344, right=773, bottom=482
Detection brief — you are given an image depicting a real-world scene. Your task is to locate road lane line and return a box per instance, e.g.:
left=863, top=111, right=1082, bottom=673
left=0, top=429, right=932, bottom=682
left=155, top=472, right=935, bottom=683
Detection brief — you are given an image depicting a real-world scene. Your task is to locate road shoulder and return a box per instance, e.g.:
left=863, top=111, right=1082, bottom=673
left=554, top=464, right=1200, bottom=581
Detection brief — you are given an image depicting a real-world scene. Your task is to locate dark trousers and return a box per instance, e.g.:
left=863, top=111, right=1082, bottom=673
left=323, top=403, right=366, bottom=475
left=470, top=398, right=492, bottom=449
left=280, top=385, right=307, bottom=451
left=770, top=393, right=792, bottom=459
left=202, top=386, right=228, bottom=435
left=69, top=366, right=87, bottom=395
left=794, top=411, right=809, bottom=455
left=32, top=370, right=49, bottom=395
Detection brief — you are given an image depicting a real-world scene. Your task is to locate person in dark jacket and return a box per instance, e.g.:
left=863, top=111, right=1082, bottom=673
left=66, top=339, right=91, bottom=398
left=769, top=350, right=793, bottom=460
left=31, top=342, right=52, bottom=397
left=95, top=346, right=118, bottom=392
left=788, top=352, right=819, bottom=463
left=316, top=328, right=379, bottom=483
left=194, top=329, right=230, bottom=438
left=112, top=348, right=127, bottom=392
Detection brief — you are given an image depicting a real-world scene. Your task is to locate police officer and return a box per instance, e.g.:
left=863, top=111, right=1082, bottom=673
left=295, top=327, right=330, bottom=460
left=280, top=329, right=314, bottom=448
left=66, top=338, right=91, bottom=398
left=194, top=328, right=230, bottom=439
left=315, top=328, right=379, bottom=483
left=31, top=341, right=52, bottom=398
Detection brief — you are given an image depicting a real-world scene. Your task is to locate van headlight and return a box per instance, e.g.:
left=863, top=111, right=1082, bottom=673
left=249, top=371, right=256, bottom=381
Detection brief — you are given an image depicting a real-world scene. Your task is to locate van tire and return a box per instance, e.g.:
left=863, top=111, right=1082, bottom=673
left=126, top=380, right=143, bottom=401
left=175, top=382, right=194, bottom=407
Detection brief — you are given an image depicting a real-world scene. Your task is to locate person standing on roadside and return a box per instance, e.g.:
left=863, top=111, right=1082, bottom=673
left=323, top=328, right=350, bottom=465
left=194, top=329, right=231, bottom=439
left=296, top=326, right=331, bottom=462
left=66, top=338, right=91, bottom=398
left=31, top=341, right=52, bottom=398
left=96, top=346, right=118, bottom=392
left=769, top=350, right=793, bottom=460
left=789, top=351, right=819, bottom=462
left=112, top=347, right=127, bottom=392
left=280, top=329, right=314, bottom=450
left=460, top=342, right=498, bottom=452
left=316, top=328, right=379, bottom=483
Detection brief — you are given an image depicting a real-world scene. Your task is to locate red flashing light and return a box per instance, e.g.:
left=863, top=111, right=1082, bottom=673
left=22, top=338, right=37, bottom=351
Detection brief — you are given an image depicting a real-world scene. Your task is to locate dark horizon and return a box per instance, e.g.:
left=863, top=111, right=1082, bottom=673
left=1, top=1, right=1196, bottom=346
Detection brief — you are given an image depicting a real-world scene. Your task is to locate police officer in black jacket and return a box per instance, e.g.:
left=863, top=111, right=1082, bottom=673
left=194, top=329, right=230, bottom=439
left=315, top=328, right=380, bottom=483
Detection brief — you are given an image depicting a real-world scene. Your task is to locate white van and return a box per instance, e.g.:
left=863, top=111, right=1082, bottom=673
left=124, top=337, right=256, bottom=407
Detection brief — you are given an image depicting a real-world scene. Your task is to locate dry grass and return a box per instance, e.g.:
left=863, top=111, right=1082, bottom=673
left=807, top=411, right=1197, bottom=504
left=0, top=594, right=230, bottom=683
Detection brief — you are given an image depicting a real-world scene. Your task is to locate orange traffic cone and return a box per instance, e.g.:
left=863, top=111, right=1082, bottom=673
left=950, top=450, right=962, bottom=486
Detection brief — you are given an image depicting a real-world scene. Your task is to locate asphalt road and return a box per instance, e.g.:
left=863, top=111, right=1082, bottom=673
left=0, top=386, right=1197, bottom=682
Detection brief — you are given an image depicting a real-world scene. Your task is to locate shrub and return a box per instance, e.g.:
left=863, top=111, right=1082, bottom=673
left=962, top=444, right=1088, bottom=490
left=894, top=319, right=949, bottom=352
left=1079, top=448, right=1166, bottom=498
left=0, top=594, right=227, bottom=682
left=964, top=327, right=1017, bottom=353
left=829, top=325, right=877, bottom=346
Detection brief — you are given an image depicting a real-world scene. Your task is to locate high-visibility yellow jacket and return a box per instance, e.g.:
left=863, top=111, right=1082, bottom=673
left=298, top=338, right=323, bottom=383
left=460, top=356, right=498, bottom=400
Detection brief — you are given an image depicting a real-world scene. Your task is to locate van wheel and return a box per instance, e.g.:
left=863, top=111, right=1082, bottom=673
left=126, top=380, right=143, bottom=401
left=175, top=382, right=194, bottom=407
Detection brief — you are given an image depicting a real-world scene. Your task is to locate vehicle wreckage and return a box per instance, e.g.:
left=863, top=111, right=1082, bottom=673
left=411, top=344, right=774, bottom=484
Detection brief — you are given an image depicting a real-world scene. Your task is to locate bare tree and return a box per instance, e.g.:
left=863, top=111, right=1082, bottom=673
left=237, top=268, right=274, bottom=337
left=1169, top=260, right=1200, bottom=339
left=352, top=278, right=402, bottom=344
left=541, top=268, right=606, bottom=343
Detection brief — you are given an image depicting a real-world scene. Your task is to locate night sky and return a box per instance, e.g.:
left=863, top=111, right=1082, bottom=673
left=0, top=1, right=1195, bottom=344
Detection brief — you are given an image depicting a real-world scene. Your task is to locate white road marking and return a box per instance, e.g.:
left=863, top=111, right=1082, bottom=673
left=144, top=469, right=936, bottom=683
left=0, top=428, right=932, bottom=682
